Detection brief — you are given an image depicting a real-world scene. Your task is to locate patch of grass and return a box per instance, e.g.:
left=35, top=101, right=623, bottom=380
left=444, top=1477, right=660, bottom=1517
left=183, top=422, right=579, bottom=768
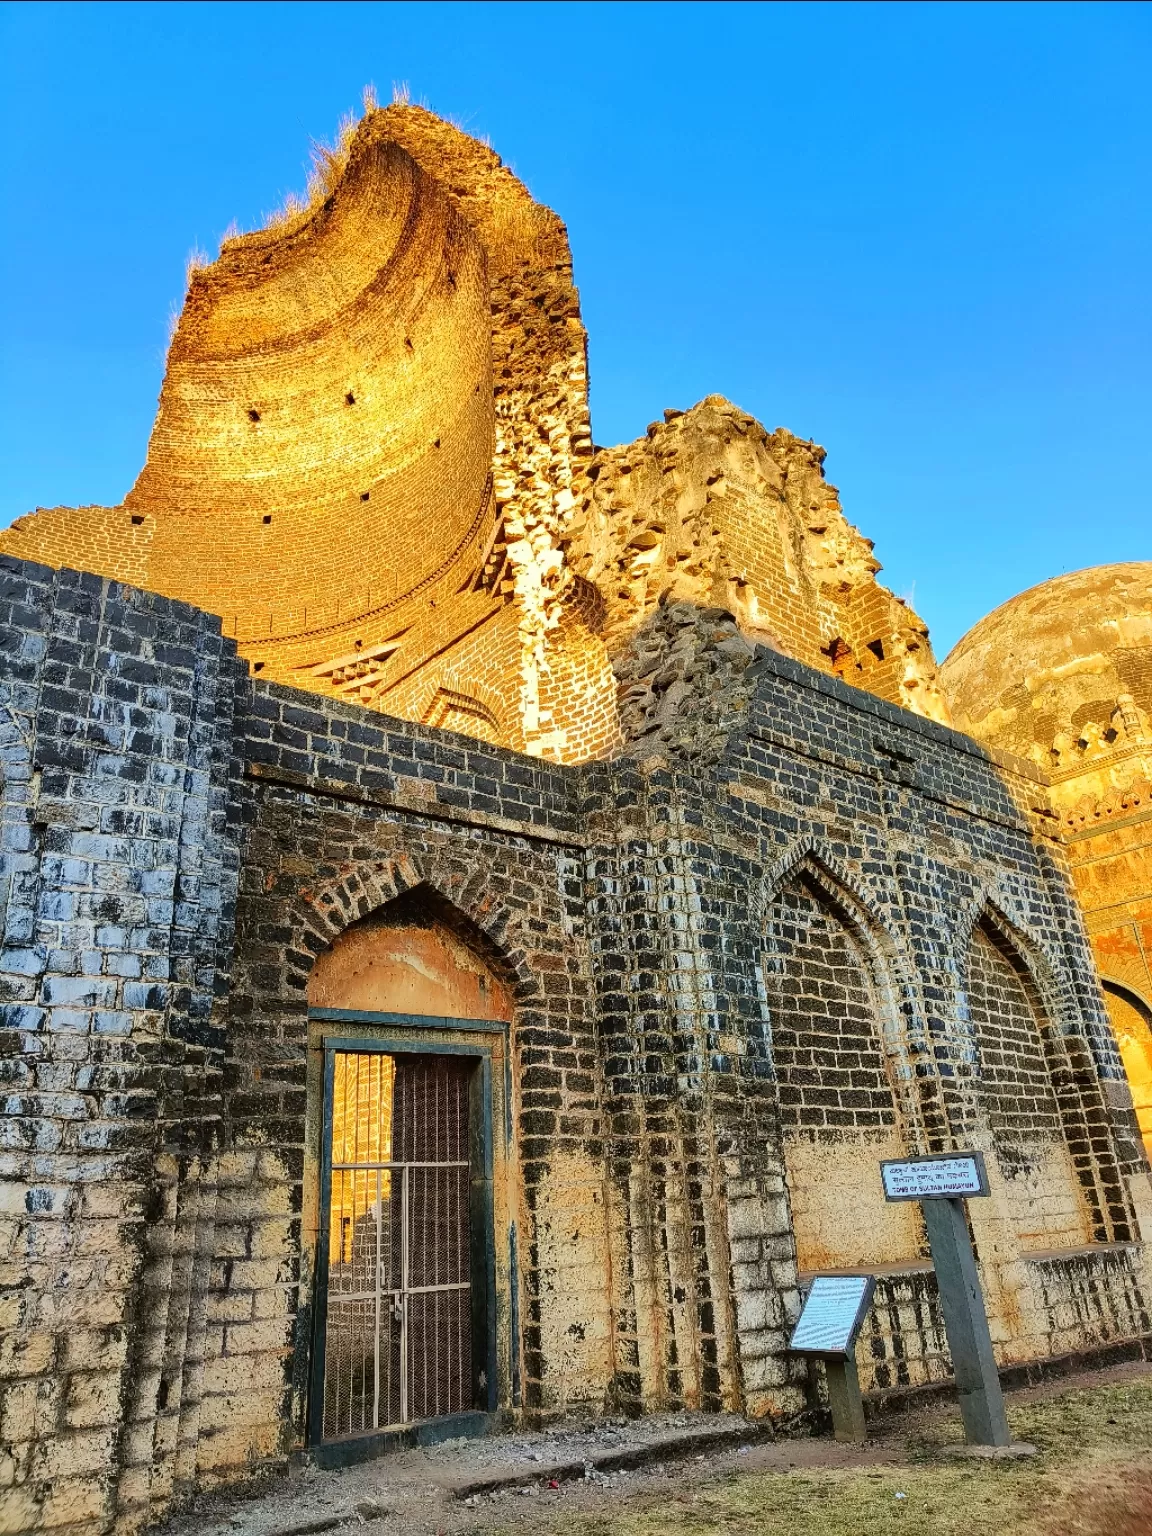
left=477, top=1379, right=1152, bottom=1536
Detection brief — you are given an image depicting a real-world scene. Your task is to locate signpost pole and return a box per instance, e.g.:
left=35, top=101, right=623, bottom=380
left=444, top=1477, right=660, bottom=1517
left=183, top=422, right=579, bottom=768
left=921, top=1196, right=1010, bottom=1448
left=824, top=1354, right=867, bottom=1443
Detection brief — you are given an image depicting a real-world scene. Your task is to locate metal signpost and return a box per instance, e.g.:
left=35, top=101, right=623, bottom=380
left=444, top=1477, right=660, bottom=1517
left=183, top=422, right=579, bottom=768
left=788, top=1274, right=876, bottom=1442
left=880, top=1150, right=1010, bottom=1448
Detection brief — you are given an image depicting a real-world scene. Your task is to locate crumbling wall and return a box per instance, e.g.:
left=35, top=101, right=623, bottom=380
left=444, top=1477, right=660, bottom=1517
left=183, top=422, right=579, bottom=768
left=1, top=551, right=1150, bottom=1534
left=565, top=397, right=951, bottom=726
left=610, top=599, right=759, bottom=761
left=375, top=106, right=617, bottom=763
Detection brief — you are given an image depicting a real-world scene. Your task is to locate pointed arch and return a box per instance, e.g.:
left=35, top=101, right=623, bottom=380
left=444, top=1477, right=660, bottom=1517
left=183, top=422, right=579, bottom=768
left=759, top=840, right=931, bottom=1271
left=958, top=904, right=1129, bottom=1245
left=759, top=837, right=896, bottom=938
left=284, top=853, right=541, bottom=1007
left=1102, top=976, right=1152, bottom=1030
left=1101, top=978, right=1152, bottom=1162
left=759, top=839, right=929, bottom=1122
left=951, top=884, right=1078, bottom=1038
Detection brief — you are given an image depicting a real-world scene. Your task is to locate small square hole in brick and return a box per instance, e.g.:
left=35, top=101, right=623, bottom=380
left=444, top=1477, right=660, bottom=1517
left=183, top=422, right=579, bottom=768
left=345, top=392, right=356, bottom=406
left=263, top=515, right=272, bottom=525
left=360, top=491, right=370, bottom=502
left=248, top=408, right=261, bottom=422
left=130, top=515, right=144, bottom=526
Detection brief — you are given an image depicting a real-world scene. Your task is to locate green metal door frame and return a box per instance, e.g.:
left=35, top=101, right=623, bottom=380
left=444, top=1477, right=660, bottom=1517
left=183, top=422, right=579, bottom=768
left=306, top=1011, right=502, bottom=1464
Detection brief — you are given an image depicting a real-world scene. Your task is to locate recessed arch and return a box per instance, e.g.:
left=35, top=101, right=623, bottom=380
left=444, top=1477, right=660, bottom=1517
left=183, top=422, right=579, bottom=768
left=960, top=911, right=1122, bottom=1246
left=952, top=887, right=1075, bottom=1038
left=760, top=850, right=926, bottom=1272
left=1101, top=978, right=1152, bottom=1161
left=283, top=853, right=542, bottom=1010
left=308, top=882, right=514, bottom=1021
left=300, top=872, right=526, bottom=1448
left=759, top=841, right=930, bottom=1126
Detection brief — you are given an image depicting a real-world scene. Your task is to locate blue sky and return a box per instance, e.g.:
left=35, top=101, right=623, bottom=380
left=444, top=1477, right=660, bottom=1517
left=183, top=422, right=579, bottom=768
left=1, top=0, right=1148, bottom=657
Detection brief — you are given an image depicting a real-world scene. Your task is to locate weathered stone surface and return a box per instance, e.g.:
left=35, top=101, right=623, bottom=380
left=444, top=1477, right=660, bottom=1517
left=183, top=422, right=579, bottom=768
left=611, top=600, right=760, bottom=761
left=568, top=397, right=950, bottom=726
left=0, top=103, right=1149, bottom=1536
left=3, top=559, right=1144, bottom=1535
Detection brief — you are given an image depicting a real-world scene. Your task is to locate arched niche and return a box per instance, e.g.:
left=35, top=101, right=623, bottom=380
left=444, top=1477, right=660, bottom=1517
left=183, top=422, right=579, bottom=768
left=763, top=865, right=922, bottom=1272
left=963, top=918, right=1094, bottom=1249
left=307, top=884, right=513, bottom=1021
left=1102, top=979, right=1152, bottom=1162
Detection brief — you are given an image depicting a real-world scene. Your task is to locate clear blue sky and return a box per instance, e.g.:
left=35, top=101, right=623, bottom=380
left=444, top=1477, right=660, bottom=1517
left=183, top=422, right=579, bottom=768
left=1, top=1, right=1149, bottom=656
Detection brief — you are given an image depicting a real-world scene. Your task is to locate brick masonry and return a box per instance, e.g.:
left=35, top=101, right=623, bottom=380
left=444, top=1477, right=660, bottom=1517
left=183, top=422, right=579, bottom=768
left=2, top=556, right=1151, bottom=1534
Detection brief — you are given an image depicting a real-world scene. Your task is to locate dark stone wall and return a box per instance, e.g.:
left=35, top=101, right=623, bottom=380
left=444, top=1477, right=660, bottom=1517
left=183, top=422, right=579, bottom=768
left=2, top=560, right=1150, bottom=1535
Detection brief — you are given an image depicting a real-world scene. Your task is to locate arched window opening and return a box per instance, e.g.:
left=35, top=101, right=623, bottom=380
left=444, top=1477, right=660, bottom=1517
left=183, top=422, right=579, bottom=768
left=1102, top=980, right=1152, bottom=1162
left=764, top=869, right=921, bottom=1272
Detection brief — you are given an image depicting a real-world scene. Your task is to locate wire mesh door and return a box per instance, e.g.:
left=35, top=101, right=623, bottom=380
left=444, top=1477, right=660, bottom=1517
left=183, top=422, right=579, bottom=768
left=321, top=1051, right=473, bottom=1439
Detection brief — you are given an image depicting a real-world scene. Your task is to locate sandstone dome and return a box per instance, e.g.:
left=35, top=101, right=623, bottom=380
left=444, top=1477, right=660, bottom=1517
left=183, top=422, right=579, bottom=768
left=941, top=563, right=1152, bottom=765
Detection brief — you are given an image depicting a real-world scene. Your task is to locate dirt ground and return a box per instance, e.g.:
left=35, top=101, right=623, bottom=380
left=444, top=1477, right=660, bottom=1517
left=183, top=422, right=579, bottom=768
left=164, top=1362, right=1152, bottom=1536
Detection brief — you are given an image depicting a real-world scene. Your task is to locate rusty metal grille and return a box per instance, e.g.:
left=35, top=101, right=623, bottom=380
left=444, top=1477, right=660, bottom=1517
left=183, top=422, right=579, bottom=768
left=321, top=1052, right=472, bottom=1439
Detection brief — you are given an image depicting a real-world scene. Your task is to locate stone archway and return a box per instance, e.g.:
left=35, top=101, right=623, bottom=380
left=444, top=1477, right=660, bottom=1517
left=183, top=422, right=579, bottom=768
left=761, top=857, right=924, bottom=1272
left=304, top=884, right=517, bottom=1448
left=963, top=915, right=1100, bottom=1248
left=307, top=883, right=514, bottom=1023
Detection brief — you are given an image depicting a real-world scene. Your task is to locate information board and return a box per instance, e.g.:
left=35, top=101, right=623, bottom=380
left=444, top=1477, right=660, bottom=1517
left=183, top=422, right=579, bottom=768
left=880, top=1151, right=989, bottom=1202
left=788, top=1275, right=876, bottom=1356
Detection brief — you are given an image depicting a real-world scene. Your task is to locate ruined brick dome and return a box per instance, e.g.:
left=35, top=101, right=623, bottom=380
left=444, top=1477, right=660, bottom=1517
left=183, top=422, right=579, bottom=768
left=129, top=125, right=495, bottom=641
left=941, top=563, right=1152, bottom=765
left=0, top=101, right=952, bottom=755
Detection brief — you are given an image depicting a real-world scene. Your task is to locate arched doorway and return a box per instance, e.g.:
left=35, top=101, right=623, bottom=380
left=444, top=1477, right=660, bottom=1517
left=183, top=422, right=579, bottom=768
left=305, top=887, right=513, bottom=1457
left=1102, top=979, right=1152, bottom=1162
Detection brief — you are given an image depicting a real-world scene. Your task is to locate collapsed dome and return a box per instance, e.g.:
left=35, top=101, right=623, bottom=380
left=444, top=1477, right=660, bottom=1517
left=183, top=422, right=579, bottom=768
left=133, top=129, right=495, bottom=637
left=941, top=562, right=1152, bottom=763
left=0, top=103, right=951, bottom=758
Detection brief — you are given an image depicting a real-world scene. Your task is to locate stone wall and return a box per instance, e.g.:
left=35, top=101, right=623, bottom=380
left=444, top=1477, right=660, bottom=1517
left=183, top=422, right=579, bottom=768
left=3, top=559, right=1151, bottom=1534
left=0, top=557, right=239, bottom=1534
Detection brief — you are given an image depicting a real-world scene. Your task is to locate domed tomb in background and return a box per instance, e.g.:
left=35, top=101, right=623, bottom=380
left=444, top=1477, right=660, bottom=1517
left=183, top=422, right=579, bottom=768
left=941, top=562, right=1152, bottom=1156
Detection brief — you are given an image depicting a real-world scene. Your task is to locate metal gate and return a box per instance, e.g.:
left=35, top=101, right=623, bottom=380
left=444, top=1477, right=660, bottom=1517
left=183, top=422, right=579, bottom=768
left=318, top=1049, right=474, bottom=1440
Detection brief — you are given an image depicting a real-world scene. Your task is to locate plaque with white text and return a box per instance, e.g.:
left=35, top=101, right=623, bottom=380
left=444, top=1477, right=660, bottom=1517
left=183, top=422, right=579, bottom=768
left=788, top=1274, right=876, bottom=1356
left=880, top=1151, right=989, bottom=1202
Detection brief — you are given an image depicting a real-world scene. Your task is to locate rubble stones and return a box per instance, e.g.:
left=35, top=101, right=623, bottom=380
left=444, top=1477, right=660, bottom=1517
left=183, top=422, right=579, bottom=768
left=612, top=600, right=761, bottom=761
